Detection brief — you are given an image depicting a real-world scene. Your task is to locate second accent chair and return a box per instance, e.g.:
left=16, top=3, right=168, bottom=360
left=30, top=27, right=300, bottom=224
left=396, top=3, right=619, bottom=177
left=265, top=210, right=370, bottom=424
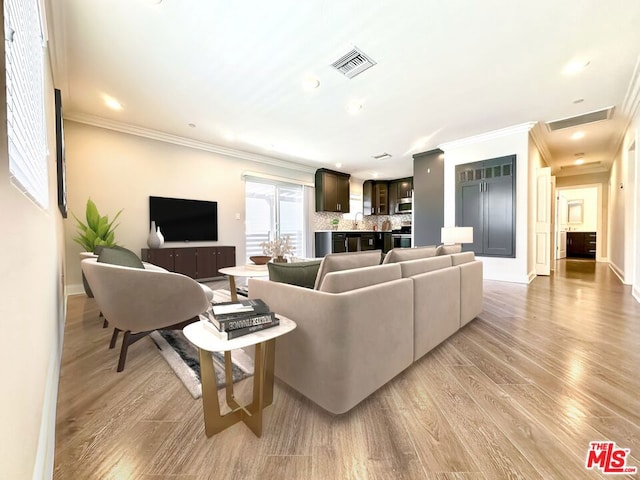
left=82, top=252, right=212, bottom=372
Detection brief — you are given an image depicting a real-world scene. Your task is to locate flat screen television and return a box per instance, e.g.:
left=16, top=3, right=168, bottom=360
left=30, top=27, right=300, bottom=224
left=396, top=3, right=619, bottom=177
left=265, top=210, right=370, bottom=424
left=149, top=196, right=218, bottom=241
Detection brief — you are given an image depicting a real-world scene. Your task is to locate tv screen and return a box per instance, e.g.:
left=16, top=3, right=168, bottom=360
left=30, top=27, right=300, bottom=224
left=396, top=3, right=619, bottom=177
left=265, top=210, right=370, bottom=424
left=150, top=196, right=218, bottom=241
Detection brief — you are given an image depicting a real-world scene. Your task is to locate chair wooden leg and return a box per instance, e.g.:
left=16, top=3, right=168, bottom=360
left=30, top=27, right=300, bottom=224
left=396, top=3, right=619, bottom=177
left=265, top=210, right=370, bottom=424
left=102, top=317, right=109, bottom=328
left=109, top=328, right=121, bottom=349
left=116, top=331, right=151, bottom=372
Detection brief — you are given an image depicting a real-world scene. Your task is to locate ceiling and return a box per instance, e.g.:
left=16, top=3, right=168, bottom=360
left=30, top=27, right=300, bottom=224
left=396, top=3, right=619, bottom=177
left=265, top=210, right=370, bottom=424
left=47, top=0, right=640, bottom=180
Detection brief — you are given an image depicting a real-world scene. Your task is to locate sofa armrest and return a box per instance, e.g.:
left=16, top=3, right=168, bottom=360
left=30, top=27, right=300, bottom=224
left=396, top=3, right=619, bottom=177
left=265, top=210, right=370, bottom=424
left=459, top=260, right=483, bottom=327
left=249, top=278, right=414, bottom=414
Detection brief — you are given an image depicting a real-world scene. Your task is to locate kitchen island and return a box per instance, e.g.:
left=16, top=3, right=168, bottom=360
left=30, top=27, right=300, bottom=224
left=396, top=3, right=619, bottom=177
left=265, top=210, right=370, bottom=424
left=315, top=230, right=392, bottom=257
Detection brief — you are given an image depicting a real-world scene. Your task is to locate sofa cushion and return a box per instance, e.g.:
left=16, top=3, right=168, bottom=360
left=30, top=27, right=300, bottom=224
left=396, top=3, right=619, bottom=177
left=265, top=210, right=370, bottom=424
left=97, top=246, right=145, bottom=269
left=319, top=263, right=402, bottom=293
left=450, top=251, right=476, bottom=265
left=314, top=250, right=382, bottom=290
left=399, top=255, right=452, bottom=278
left=268, top=260, right=322, bottom=289
left=382, top=246, right=437, bottom=264
left=436, top=244, right=462, bottom=256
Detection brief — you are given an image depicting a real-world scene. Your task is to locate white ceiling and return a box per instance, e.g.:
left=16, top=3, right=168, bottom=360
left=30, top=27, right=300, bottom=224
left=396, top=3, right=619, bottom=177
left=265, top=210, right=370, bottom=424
left=48, top=0, right=640, bottom=180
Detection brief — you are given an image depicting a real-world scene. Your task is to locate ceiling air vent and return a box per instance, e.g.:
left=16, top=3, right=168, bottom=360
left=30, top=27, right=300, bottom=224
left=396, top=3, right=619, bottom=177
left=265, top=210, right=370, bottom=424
left=372, top=152, right=392, bottom=160
left=330, top=47, right=376, bottom=79
left=546, top=107, right=615, bottom=132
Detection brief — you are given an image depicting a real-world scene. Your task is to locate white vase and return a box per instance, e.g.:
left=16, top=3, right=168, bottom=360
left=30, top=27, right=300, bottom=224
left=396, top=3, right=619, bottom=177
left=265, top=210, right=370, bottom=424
left=147, top=221, right=163, bottom=248
left=156, top=226, right=164, bottom=246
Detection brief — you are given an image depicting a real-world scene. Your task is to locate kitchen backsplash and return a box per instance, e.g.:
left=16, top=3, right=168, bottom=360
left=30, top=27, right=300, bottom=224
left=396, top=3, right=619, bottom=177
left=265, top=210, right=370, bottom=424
left=313, top=212, right=411, bottom=231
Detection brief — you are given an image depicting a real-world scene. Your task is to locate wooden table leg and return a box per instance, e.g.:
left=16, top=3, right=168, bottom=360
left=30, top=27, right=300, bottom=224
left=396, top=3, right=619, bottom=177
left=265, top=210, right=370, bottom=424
left=228, top=275, right=238, bottom=302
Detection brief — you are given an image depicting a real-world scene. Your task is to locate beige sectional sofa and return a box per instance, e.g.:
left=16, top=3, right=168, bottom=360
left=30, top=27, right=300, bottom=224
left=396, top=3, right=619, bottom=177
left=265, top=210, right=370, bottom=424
left=248, top=248, right=483, bottom=414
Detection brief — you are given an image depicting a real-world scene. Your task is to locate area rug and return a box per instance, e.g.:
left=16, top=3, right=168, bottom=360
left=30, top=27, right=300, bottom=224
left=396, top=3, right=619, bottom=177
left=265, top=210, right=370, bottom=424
left=149, top=289, right=254, bottom=399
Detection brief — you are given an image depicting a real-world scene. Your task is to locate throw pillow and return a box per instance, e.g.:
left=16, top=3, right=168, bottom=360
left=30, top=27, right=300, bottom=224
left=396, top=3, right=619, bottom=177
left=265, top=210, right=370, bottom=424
left=267, top=260, right=322, bottom=289
left=97, top=246, right=145, bottom=269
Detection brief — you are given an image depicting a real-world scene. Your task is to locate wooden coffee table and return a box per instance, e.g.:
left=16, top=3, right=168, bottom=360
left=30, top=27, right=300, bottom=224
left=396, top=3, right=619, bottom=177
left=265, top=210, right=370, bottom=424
left=183, top=316, right=296, bottom=438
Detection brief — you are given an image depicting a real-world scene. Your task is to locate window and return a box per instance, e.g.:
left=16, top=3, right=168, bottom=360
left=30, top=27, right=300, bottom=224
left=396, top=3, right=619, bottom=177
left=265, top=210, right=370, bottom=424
left=342, top=192, right=363, bottom=220
left=245, top=179, right=306, bottom=262
left=4, top=0, right=48, bottom=207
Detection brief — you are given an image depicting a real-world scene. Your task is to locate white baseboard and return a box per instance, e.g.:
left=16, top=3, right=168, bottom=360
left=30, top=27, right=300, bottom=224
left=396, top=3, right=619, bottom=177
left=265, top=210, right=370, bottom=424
left=527, top=271, right=536, bottom=283
left=608, top=262, right=628, bottom=284
left=66, top=283, right=85, bottom=296
left=31, top=341, right=62, bottom=480
left=633, top=286, right=640, bottom=304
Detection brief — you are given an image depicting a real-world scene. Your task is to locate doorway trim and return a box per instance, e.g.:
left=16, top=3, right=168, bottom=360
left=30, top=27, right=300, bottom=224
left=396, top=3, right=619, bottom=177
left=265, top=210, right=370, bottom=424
left=555, top=183, right=605, bottom=262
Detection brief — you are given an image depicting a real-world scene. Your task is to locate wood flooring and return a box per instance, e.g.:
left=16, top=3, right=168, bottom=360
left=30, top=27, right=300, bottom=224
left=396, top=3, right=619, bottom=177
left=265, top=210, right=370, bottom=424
left=54, top=261, right=640, bottom=479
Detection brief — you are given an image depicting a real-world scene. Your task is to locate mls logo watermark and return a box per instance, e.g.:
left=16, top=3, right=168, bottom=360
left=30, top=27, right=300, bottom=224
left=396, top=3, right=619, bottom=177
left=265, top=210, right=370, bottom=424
left=585, top=441, right=637, bottom=474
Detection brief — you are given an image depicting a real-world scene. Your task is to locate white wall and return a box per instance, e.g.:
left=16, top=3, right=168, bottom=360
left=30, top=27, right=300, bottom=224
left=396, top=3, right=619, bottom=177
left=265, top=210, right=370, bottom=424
left=63, top=122, right=315, bottom=291
left=441, top=124, right=532, bottom=283
left=560, top=186, right=598, bottom=232
left=556, top=172, right=609, bottom=257
left=0, top=29, right=66, bottom=480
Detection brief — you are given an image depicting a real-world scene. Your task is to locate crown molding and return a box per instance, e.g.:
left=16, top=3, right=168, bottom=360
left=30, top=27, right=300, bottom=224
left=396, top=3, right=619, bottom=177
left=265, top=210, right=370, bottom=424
left=621, top=55, right=640, bottom=121
left=609, top=55, right=640, bottom=155
left=528, top=122, right=553, bottom=166
left=64, top=112, right=318, bottom=174
left=438, top=122, right=536, bottom=151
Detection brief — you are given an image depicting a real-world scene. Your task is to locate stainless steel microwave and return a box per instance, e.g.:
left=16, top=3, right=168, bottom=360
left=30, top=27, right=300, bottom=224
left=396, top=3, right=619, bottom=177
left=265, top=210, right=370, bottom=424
left=395, top=198, right=412, bottom=214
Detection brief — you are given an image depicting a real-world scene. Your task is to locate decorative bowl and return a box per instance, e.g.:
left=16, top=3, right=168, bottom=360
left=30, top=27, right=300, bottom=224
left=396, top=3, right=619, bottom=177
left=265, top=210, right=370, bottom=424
left=249, top=255, right=272, bottom=265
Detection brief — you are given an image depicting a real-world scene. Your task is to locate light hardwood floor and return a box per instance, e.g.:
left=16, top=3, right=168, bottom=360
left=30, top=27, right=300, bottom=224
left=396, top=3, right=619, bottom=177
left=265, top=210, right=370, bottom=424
left=54, top=261, right=640, bottom=479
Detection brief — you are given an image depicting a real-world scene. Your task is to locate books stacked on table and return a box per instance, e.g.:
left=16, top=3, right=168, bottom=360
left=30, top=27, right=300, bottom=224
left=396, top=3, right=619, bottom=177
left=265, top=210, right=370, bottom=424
left=201, top=298, right=279, bottom=340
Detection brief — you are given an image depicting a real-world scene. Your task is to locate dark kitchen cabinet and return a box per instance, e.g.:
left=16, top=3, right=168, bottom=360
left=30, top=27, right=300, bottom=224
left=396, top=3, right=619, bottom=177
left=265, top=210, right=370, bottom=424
left=360, top=233, right=376, bottom=251
left=567, top=232, right=596, bottom=258
left=455, top=155, right=516, bottom=257
left=315, top=169, right=350, bottom=213
left=389, top=177, right=413, bottom=215
left=315, top=231, right=389, bottom=257
left=141, top=246, right=236, bottom=279
left=363, top=180, right=389, bottom=215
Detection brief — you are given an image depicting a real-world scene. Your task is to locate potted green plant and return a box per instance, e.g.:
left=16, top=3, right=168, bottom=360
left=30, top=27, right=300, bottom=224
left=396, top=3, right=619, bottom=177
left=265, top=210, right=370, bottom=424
left=74, top=198, right=123, bottom=297
left=73, top=198, right=123, bottom=252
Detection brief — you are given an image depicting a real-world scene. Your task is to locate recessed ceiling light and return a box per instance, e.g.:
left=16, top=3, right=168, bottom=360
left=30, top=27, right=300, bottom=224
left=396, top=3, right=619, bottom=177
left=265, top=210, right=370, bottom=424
left=563, top=59, right=590, bottom=75
left=571, top=131, right=585, bottom=140
left=335, top=162, right=343, bottom=168
left=346, top=101, right=362, bottom=115
left=575, top=158, right=585, bottom=165
left=104, top=95, right=123, bottom=110
left=371, top=172, right=379, bottom=178
left=302, top=76, right=320, bottom=91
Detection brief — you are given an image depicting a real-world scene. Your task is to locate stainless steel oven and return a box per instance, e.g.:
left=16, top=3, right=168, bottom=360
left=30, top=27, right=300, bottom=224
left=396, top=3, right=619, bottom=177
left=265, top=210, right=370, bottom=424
left=391, top=225, right=412, bottom=248
left=392, top=234, right=412, bottom=248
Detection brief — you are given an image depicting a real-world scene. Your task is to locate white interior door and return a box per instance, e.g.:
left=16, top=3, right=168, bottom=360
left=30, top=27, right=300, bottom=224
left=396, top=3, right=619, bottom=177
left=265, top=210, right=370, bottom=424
left=556, top=193, right=568, bottom=259
left=535, top=167, right=552, bottom=275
